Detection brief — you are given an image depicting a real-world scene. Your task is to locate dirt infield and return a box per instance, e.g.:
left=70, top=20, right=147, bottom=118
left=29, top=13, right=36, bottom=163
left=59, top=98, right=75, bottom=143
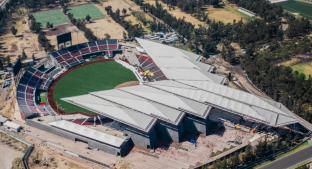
left=114, top=80, right=139, bottom=88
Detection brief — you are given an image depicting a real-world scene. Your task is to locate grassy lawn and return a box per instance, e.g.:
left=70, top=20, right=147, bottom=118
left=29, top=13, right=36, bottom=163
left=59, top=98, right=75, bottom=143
left=207, top=5, right=251, bottom=24
left=68, top=4, right=104, bottom=20
left=254, top=141, right=311, bottom=169
left=33, top=9, right=69, bottom=26
left=53, top=61, right=137, bottom=114
left=277, top=0, right=312, bottom=19
left=291, top=61, right=312, bottom=79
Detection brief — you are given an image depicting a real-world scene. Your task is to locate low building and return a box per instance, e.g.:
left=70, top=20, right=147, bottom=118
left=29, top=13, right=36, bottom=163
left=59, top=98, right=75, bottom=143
left=0, top=115, right=8, bottom=125
left=49, top=120, right=132, bottom=156
left=3, top=121, right=22, bottom=132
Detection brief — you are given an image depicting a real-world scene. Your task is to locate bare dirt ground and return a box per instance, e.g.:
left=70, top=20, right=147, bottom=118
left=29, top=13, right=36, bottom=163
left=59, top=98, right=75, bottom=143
left=46, top=24, right=88, bottom=49
left=114, top=80, right=139, bottom=88
left=86, top=18, right=127, bottom=39
left=28, top=145, right=94, bottom=169
left=0, top=142, right=23, bottom=169
left=145, top=0, right=205, bottom=28
left=19, top=119, right=255, bottom=169
left=0, top=9, right=46, bottom=63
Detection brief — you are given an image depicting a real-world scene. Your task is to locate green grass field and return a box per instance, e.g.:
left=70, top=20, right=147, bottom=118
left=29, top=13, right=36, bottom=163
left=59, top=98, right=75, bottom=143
left=33, top=9, right=69, bottom=27
left=53, top=61, right=137, bottom=114
left=277, top=0, right=312, bottom=19
left=68, top=4, right=104, bottom=20
left=40, top=92, right=47, bottom=103
left=291, top=61, right=312, bottom=79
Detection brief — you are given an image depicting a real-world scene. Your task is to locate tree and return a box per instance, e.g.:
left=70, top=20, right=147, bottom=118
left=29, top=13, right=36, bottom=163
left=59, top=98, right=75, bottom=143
left=104, top=33, right=111, bottom=39
left=46, top=22, right=53, bottom=29
left=21, top=49, right=27, bottom=59
left=122, top=8, right=127, bottom=16
left=6, top=56, right=11, bottom=66
left=123, top=31, right=127, bottom=40
left=85, top=14, right=91, bottom=22
left=32, top=53, right=36, bottom=62
left=10, top=26, right=17, bottom=36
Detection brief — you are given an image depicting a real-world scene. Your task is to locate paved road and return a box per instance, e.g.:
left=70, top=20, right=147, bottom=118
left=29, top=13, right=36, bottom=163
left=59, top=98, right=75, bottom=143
left=259, top=146, right=312, bottom=169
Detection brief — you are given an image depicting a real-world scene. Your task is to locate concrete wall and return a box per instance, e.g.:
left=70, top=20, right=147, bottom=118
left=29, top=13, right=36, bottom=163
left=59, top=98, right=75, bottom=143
left=123, top=125, right=157, bottom=149
left=208, top=108, right=243, bottom=124
left=156, top=121, right=183, bottom=142
left=183, top=114, right=208, bottom=135
left=26, top=119, right=131, bottom=156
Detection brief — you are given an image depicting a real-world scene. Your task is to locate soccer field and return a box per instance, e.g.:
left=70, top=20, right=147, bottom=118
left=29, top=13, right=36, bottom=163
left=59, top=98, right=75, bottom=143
left=33, top=9, right=69, bottom=26
left=52, top=61, right=137, bottom=114
left=69, top=4, right=104, bottom=20
left=277, top=0, right=312, bottom=19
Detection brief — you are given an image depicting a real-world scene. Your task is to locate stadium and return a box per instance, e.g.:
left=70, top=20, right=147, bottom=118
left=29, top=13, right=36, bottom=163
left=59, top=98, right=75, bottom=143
left=15, top=37, right=304, bottom=156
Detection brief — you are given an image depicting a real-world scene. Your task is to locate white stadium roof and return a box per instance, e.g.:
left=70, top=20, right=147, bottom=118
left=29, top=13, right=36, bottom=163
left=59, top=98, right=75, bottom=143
left=62, top=39, right=298, bottom=131
left=49, top=120, right=127, bottom=147
left=136, top=38, right=226, bottom=84
left=62, top=95, right=157, bottom=132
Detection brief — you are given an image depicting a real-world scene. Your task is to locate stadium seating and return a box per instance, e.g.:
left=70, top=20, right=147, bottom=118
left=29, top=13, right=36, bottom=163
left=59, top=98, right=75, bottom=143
left=136, top=54, right=167, bottom=81
left=50, top=39, right=120, bottom=69
left=17, top=40, right=120, bottom=119
left=16, top=67, right=56, bottom=118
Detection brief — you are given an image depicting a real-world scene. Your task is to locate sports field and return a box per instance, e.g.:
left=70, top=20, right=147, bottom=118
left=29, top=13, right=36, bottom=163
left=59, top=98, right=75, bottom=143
left=33, top=9, right=69, bottom=26
left=291, top=61, right=312, bottom=79
left=52, top=61, right=137, bottom=114
left=68, top=4, right=104, bottom=20
left=277, top=0, right=312, bottom=19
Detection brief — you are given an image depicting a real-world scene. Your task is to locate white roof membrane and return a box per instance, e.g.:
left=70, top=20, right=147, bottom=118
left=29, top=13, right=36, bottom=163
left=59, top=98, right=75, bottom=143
left=49, top=120, right=127, bottom=147
left=62, top=95, right=156, bottom=132
left=91, top=90, right=184, bottom=125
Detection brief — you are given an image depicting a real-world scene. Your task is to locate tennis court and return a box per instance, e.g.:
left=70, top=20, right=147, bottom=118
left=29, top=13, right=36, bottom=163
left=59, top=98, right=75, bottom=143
left=68, top=4, right=105, bottom=20
left=33, top=9, right=69, bottom=26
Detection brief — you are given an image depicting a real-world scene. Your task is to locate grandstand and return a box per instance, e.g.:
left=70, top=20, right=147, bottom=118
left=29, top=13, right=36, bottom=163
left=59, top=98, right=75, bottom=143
left=50, top=39, right=120, bottom=69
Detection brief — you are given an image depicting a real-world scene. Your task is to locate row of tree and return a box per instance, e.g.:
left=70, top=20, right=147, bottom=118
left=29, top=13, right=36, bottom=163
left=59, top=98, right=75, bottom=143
left=28, top=15, right=54, bottom=52
left=209, top=133, right=303, bottom=169
left=105, top=6, right=145, bottom=39
left=67, top=13, right=98, bottom=41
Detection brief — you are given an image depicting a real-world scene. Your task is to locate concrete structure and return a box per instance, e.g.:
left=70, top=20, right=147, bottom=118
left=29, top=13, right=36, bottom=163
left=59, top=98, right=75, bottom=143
left=0, top=115, right=8, bottom=125
left=3, top=121, right=22, bottom=132
left=62, top=39, right=299, bottom=149
left=27, top=119, right=132, bottom=156
left=49, top=120, right=131, bottom=156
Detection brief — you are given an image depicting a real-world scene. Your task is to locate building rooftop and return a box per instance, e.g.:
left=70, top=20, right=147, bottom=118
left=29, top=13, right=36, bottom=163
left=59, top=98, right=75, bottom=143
left=91, top=90, right=185, bottom=125
left=49, top=120, right=127, bottom=147
left=136, top=38, right=226, bottom=83
left=62, top=95, right=157, bottom=133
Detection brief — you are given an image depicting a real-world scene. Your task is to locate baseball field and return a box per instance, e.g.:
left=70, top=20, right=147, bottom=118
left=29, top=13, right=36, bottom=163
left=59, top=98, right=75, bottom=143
left=52, top=61, right=137, bottom=114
